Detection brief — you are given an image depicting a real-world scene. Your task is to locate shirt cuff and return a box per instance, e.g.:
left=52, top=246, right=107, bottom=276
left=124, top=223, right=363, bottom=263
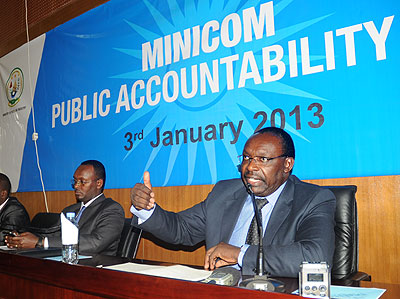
left=44, top=237, right=49, bottom=249
left=130, top=204, right=156, bottom=225
left=238, top=244, right=250, bottom=267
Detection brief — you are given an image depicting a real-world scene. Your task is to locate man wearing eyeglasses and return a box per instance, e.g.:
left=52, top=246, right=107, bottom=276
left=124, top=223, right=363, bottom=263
left=130, top=127, right=336, bottom=277
left=5, top=160, right=125, bottom=256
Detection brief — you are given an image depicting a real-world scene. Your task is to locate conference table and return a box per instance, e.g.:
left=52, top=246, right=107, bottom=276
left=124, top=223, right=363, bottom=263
left=0, top=249, right=398, bottom=298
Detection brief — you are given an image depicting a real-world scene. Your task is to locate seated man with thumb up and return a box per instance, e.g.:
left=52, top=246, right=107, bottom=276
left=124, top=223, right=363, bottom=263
left=130, top=127, right=336, bottom=278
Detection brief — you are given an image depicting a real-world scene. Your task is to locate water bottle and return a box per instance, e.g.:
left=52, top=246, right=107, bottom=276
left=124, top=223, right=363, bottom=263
left=61, top=212, right=79, bottom=264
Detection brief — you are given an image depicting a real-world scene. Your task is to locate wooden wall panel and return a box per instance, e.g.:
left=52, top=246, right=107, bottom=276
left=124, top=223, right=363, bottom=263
left=0, top=0, right=109, bottom=58
left=14, top=175, right=400, bottom=284
left=306, top=176, right=400, bottom=285
left=14, top=190, right=75, bottom=219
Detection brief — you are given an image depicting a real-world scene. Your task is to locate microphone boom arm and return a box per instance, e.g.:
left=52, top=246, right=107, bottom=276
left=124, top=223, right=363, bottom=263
left=247, top=184, right=265, bottom=276
left=239, top=184, right=286, bottom=292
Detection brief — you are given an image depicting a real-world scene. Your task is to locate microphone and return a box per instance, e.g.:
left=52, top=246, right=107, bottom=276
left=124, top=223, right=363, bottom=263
left=239, top=183, right=285, bottom=292
left=246, top=183, right=265, bottom=276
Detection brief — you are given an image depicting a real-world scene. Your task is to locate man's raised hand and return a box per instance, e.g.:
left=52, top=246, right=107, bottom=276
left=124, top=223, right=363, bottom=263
left=130, top=171, right=155, bottom=210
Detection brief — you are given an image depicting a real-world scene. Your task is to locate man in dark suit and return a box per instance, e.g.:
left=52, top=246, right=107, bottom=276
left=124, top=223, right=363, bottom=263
left=0, top=173, right=30, bottom=245
left=5, top=160, right=125, bottom=256
left=130, top=127, right=336, bottom=277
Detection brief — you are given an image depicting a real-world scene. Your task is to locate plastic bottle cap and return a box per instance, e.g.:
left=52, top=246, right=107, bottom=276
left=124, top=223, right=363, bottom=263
left=66, top=212, right=75, bottom=219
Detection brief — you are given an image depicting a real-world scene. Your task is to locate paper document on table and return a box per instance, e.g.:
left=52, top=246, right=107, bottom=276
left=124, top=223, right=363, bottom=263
left=0, top=245, right=15, bottom=251
left=293, top=285, right=386, bottom=299
left=330, top=285, right=386, bottom=299
left=45, top=255, right=92, bottom=261
left=105, top=263, right=212, bottom=281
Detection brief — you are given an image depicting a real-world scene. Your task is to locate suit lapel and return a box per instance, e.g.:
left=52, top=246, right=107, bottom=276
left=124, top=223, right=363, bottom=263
left=264, top=176, right=295, bottom=244
left=220, top=187, right=248, bottom=243
left=77, top=194, right=105, bottom=225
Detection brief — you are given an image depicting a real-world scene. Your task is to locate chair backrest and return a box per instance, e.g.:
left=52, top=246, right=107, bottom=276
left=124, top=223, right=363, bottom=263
left=29, top=212, right=61, bottom=234
left=324, top=185, right=358, bottom=280
left=117, top=218, right=142, bottom=258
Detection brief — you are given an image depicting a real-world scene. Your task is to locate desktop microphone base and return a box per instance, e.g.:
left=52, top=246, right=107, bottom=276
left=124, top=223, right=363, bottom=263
left=239, top=275, right=285, bottom=292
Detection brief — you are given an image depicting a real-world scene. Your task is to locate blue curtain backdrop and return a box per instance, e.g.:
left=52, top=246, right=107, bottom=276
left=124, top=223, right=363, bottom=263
left=18, top=0, right=400, bottom=191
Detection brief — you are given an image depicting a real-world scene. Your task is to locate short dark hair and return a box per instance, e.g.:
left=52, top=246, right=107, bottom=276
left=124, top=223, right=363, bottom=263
left=0, top=173, right=11, bottom=196
left=80, top=160, right=106, bottom=191
left=254, top=127, right=295, bottom=159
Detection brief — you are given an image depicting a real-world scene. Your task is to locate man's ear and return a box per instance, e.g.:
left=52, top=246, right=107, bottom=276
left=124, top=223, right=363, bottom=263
left=96, top=179, right=104, bottom=190
left=283, top=157, right=295, bottom=173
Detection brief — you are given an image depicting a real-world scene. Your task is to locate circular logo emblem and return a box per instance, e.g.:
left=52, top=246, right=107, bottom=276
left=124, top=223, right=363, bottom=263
left=6, top=67, right=24, bottom=107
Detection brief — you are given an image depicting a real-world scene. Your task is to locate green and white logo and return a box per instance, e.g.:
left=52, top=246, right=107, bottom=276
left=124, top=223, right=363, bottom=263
left=6, top=67, right=24, bottom=107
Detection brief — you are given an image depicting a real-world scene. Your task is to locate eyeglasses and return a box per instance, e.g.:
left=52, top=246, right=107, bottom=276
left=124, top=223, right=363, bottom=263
left=238, top=154, right=288, bottom=165
left=71, top=179, right=97, bottom=188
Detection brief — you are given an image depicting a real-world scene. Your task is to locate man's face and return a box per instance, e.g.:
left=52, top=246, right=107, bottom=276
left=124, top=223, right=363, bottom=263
left=0, top=189, right=7, bottom=205
left=72, top=165, right=103, bottom=203
left=240, top=133, right=294, bottom=197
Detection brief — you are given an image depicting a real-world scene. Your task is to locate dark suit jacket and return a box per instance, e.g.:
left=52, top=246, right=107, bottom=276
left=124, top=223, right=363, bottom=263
left=0, top=197, right=30, bottom=245
left=133, top=175, right=336, bottom=277
left=45, top=194, right=125, bottom=256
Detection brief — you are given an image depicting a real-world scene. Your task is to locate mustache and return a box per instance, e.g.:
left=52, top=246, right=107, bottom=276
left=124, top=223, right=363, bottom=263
left=243, top=170, right=261, bottom=180
left=244, top=175, right=263, bottom=182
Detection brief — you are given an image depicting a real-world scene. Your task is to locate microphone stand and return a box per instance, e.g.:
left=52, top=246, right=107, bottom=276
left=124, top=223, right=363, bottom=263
left=239, top=184, right=285, bottom=292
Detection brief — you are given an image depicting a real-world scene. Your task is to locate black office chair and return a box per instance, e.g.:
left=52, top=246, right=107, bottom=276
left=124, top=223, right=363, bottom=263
left=324, top=185, right=371, bottom=282
left=29, top=212, right=61, bottom=234
left=117, top=218, right=142, bottom=258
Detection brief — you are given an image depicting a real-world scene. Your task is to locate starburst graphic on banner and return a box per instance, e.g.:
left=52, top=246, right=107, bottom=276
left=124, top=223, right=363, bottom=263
left=111, top=0, right=330, bottom=186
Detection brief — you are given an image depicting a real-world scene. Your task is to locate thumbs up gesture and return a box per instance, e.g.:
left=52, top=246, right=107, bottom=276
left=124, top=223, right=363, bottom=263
left=130, top=171, right=155, bottom=210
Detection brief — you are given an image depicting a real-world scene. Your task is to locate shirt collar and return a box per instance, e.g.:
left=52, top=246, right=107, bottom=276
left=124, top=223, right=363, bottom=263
left=249, top=181, right=287, bottom=208
left=80, top=193, right=103, bottom=209
left=0, top=197, right=9, bottom=211
left=265, top=181, right=287, bottom=206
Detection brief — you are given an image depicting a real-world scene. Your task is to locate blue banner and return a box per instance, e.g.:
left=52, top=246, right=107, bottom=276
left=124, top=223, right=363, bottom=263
left=18, top=0, right=400, bottom=191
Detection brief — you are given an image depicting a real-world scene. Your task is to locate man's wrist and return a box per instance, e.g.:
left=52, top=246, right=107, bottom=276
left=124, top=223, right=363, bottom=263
left=35, top=236, right=44, bottom=248
left=130, top=203, right=156, bottom=224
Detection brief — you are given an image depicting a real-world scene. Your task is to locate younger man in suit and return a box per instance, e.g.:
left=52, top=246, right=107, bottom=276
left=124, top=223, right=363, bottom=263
left=5, top=160, right=125, bottom=256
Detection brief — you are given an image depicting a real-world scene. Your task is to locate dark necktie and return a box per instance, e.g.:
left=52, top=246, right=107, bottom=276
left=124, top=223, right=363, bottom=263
left=74, top=206, right=86, bottom=224
left=245, top=197, right=268, bottom=245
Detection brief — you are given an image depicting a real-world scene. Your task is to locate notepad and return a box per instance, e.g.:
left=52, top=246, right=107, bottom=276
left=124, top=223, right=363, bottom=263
left=105, top=263, right=212, bottom=281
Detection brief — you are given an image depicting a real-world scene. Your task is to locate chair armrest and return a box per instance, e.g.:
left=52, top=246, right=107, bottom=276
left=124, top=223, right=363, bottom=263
left=347, top=271, right=371, bottom=282
left=332, top=271, right=371, bottom=287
